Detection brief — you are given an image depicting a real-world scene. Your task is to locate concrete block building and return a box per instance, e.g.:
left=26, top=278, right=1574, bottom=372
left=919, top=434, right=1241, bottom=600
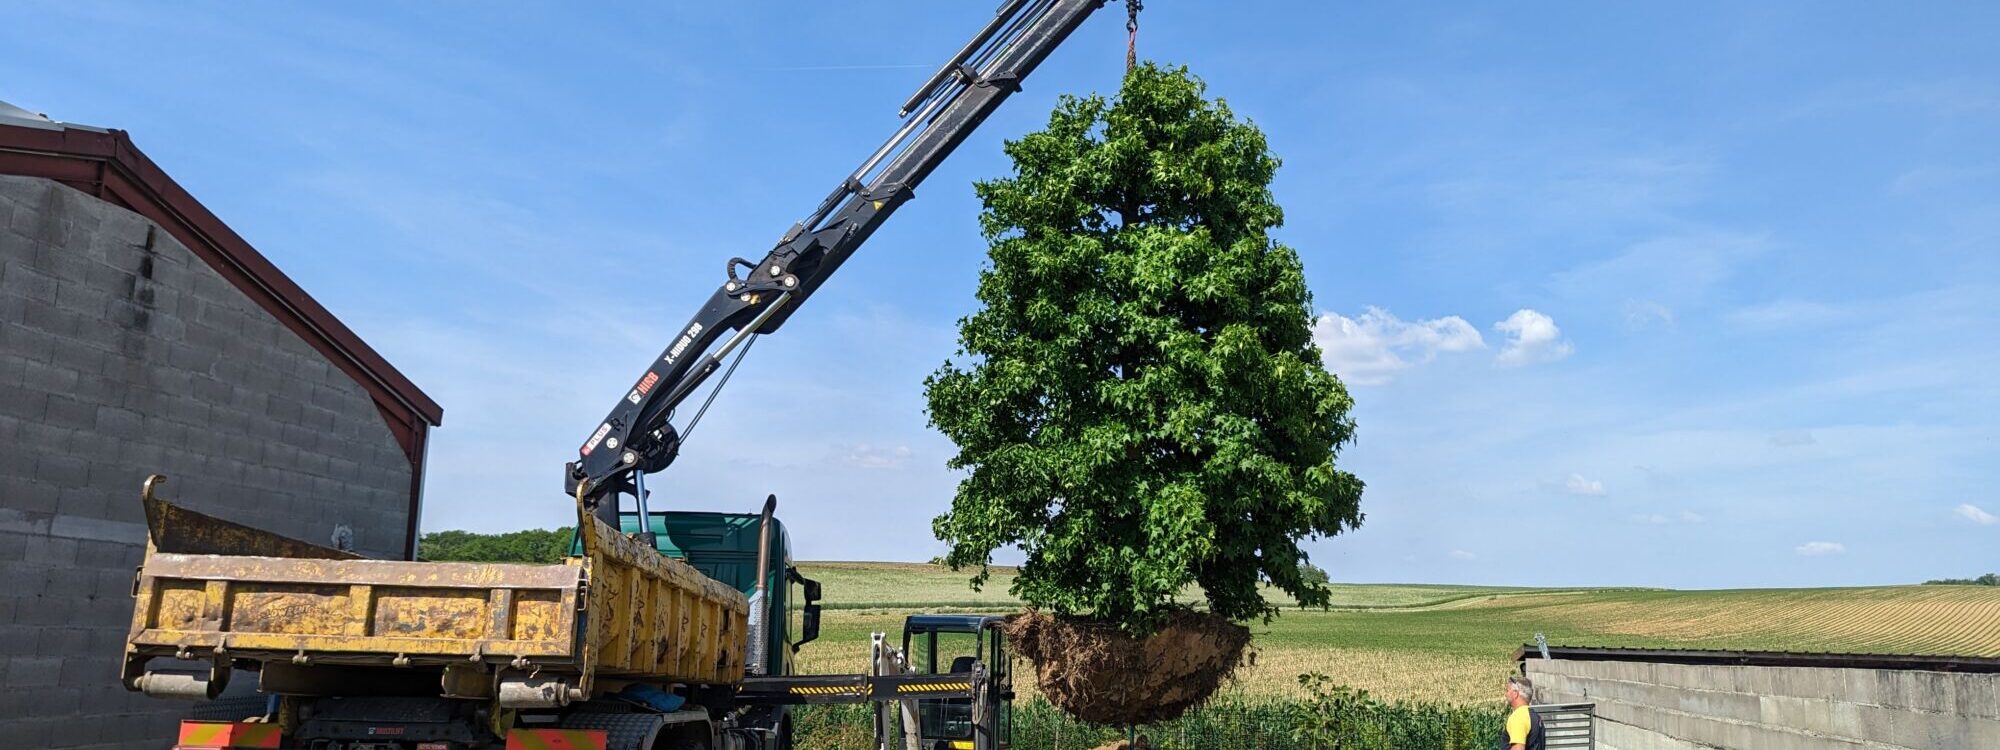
left=1525, top=646, right=2000, bottom=749
left=0, top=102, right=442, bottom=749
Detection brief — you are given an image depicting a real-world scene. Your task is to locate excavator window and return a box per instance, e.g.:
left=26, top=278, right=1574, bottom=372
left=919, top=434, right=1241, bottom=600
left=916, top=631, right=981, bottom=674
left=904, top=618, right=1011, bottom=747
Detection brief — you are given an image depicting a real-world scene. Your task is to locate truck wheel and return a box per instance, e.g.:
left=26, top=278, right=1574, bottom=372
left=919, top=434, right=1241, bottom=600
left=659, top=740, right=707, bottom=750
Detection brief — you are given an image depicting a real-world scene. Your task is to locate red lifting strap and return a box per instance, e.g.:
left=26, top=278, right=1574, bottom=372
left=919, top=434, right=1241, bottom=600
left=1126, top=0, right=1144, bottom=71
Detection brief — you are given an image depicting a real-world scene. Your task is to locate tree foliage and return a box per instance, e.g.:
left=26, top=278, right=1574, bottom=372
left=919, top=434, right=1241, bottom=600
left=926, top=64, right=1364, bottom=632
left=1298, top=562, right=1332, bottom=588
left=419, top=527, right=575, bottom=564
left=1924, top=573, right=1999, bottom=586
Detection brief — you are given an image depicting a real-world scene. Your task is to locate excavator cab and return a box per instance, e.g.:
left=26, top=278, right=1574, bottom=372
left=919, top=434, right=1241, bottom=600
left=903, top=614, right=1013, bottom=750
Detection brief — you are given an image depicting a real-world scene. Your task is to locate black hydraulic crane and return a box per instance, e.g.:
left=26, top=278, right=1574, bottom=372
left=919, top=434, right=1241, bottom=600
left=567, top=0, right=1116, bottom=529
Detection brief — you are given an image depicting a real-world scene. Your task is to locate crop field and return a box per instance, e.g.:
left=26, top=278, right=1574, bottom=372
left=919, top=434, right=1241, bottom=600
left=801, top=561, right=1537, bottom=610
left=793, top=563, right=2000, bottom=705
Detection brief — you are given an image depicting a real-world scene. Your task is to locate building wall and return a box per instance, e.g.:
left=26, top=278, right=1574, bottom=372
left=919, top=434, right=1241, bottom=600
left=0, top=176, right=414, bottom=749
left=1526, top=656, right=2000, bottom=750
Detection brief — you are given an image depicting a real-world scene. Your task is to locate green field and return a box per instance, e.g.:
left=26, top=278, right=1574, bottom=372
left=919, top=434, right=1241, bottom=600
left=793, top=562, right=2000, bottom=705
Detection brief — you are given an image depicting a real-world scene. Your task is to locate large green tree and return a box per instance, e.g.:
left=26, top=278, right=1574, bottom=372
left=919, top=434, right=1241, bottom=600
left=926, top=64, right=1364, bottom=632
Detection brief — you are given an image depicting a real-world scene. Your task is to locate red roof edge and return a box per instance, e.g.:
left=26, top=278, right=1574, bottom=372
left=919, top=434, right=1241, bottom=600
left=1, top=120, right=442, bottom=558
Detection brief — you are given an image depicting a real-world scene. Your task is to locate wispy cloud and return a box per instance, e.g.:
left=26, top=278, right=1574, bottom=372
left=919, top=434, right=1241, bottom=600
left=1313, top=307, right=1484, bottom=385
left=1768, top=431, right=1818, bottom=447
left=1549, top=229, right=1770, bottom=310
left=1795, top=541, right=1846, bottom=557
left=1449, top=549, right=1477, bottom=561
left=1623, top=299, right=1674, bottom=330
left=1495, top=309, right=1572, bottom=366
left=1888, top=164, right=1995, bottom=197
left=1632, top=510, right=1704, bottom=525
left=841, top=443, right=913, bottom=470
left=1564, top=473, right=1606, bottom=496
left=1956, top=504, right=1998, bottom=526
left=1729, top=300, right=1850, bottom=331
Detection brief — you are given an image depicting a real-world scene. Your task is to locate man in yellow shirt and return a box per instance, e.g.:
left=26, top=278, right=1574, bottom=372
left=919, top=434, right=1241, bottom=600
left=1504, top=675, right=1545, bottom=750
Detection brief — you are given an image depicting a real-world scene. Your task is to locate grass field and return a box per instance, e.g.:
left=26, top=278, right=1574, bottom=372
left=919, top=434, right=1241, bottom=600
left=792, top=562, right=2000, bottom=705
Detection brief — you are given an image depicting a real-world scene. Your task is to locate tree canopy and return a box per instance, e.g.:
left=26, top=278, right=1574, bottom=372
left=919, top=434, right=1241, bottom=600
left=1924, top=573, right=1999, bottom=586
left=926, top=64, right=1364, bottom=632
left=419, top=527, right=575, bottom=564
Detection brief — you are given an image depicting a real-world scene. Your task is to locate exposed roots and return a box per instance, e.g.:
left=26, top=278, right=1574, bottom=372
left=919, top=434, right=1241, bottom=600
left=1003, top=610, right=1249, bottom=726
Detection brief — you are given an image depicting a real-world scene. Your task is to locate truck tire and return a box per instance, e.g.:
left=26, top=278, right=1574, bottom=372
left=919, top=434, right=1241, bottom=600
left=658, top=740, right=707, bottom=750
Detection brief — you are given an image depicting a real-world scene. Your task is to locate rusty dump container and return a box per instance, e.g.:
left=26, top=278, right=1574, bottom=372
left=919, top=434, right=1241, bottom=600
left=122, top=476, right=748, bottom=704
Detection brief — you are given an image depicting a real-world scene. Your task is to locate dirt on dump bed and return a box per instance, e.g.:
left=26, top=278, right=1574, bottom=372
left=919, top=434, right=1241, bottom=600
left=1003, top=610, right=1250, bottom=726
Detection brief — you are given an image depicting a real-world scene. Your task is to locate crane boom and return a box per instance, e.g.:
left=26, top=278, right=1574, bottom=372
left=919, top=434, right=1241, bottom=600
left=568, top=0, right=1109, bottom=517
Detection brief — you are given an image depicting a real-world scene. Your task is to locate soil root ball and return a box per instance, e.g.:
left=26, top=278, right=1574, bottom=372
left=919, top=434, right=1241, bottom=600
left=1003, top=610, right=1249, bottom=726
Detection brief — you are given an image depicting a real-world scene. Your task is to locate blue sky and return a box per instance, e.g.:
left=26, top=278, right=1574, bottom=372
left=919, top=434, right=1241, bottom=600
left=5, top=2, right=1995, bottom=588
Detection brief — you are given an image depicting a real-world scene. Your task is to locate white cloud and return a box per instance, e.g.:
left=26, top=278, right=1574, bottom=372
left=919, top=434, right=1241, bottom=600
left=1795, top=541, right=1846, bottom=556
left=1631, top=513, right=1668, bottom=525
left=840, top=443, right=912, bottom=470
left=1494, top=309, right=1573, bottom=366
left=1565, top=473, right=1606, bottom=496
left=1680, top=511, right=1706, bottom=524
left=1449, top=549, right=1477, bottom=561
left=1956, top=504, right=1998, bottom=526
left=1312, top=307, right=1484, bottom=385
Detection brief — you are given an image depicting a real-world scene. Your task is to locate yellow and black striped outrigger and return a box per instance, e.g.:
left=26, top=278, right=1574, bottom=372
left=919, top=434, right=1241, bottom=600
left=735, top=671, right=982, bottom=705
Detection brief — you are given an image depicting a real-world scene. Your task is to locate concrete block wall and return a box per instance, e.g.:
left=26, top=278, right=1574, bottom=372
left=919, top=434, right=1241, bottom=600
left=1526, top=657, right=2000, bottom=750
left=0, top=175, right=414, bottom=749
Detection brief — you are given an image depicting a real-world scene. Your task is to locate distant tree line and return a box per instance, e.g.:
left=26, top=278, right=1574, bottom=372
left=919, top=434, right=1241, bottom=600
left=419, top=528, right=573, bottom=563
left=1923, top=573, right=1998, bottom=586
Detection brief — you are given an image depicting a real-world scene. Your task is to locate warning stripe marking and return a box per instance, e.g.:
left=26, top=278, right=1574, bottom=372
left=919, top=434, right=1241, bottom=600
left=898, top=682, right=972, bottom=693
left=764, top=680, right=973, bottom=698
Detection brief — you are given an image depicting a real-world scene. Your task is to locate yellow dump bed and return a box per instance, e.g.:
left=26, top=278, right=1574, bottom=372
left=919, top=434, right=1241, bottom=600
left=122, top=477, right=748, bottom=701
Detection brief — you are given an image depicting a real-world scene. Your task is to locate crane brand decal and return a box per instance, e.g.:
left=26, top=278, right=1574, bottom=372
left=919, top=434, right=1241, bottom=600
left=663, top=322, right=704, bottom=364
left=626, top=372, right=662, bottom=405
left=581, top=422, right=612, bottom=456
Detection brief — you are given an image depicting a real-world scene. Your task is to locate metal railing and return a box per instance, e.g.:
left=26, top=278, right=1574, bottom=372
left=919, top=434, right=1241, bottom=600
left=1532, top=703, right=1597, bottom=749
